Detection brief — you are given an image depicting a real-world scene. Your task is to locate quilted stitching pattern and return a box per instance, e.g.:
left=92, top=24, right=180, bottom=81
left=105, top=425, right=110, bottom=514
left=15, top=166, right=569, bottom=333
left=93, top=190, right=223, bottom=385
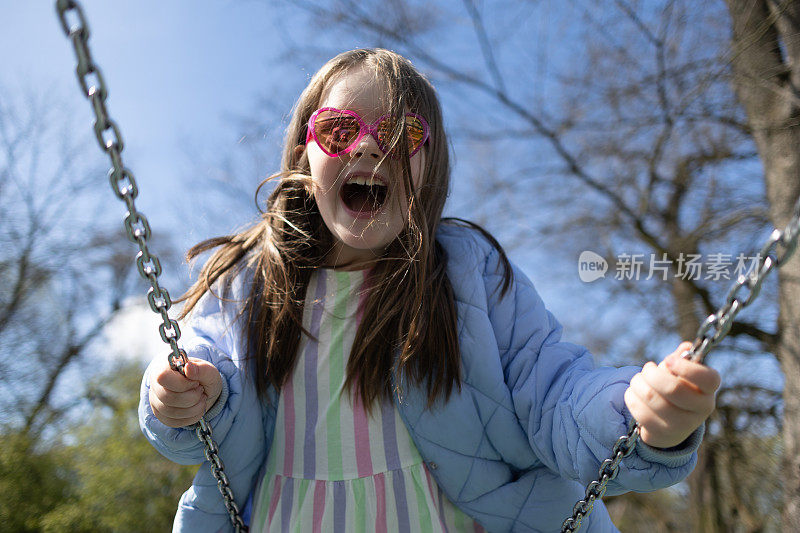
left=139, top=223, right=700, bottom=533
left=400, top=225, right=699, bottom=531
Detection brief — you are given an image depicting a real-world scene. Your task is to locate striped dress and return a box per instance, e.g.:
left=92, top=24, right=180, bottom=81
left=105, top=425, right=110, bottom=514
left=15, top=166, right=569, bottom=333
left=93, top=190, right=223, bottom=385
left=250, top=268, right=484, bottom=533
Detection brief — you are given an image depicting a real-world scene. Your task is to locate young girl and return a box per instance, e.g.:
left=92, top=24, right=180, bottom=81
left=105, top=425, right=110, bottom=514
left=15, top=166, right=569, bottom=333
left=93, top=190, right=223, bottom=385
left=139, top=49, right=720, bottom=532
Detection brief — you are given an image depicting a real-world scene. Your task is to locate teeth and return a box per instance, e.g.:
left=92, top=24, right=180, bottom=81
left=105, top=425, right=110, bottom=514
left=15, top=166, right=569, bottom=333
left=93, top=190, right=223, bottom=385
left=347, top=175, right=386, bottom=187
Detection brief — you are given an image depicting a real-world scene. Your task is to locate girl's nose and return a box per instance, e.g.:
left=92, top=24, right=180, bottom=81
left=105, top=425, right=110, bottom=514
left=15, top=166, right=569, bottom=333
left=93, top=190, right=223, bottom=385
left=352, top=134, right=381, bottom=159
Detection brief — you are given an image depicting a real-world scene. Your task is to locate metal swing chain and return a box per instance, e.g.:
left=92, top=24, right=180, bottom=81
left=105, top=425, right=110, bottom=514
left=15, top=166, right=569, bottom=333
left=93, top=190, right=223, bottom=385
left=53, top=3, right=800, bottom=530
left=54, top=2, right=247, bottom=531
left=561, top=193, right=800, bottom=532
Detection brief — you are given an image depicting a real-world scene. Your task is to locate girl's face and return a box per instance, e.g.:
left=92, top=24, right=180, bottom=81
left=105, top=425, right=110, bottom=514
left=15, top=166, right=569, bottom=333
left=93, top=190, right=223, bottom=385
left=301, top=67, right=426, bottom=268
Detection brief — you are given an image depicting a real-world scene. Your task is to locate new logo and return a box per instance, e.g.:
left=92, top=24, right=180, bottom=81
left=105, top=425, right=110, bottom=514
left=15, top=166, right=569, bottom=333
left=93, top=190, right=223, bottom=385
left=578, top=251, right=608, bottom=282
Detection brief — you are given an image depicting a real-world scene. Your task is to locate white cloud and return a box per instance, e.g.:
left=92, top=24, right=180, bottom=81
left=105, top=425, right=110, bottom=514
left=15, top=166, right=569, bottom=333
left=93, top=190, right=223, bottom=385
left=100, top=297, right=172, bottom=366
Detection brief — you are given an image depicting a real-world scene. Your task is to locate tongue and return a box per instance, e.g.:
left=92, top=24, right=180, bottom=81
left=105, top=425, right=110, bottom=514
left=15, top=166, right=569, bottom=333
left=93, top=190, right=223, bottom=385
left=349, top=191, right=375, bottom=212
left=343, top=184, right=383, bottom=213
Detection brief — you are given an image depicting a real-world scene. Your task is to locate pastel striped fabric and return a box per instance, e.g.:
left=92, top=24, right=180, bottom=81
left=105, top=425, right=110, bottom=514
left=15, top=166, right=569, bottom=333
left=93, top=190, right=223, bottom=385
left=250, top=268, right=484, bottom=533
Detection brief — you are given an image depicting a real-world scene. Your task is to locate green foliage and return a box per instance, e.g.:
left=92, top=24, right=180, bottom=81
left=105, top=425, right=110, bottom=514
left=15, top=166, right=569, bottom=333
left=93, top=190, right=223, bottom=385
left=1, top=361, right=197, bottom=533
left=0, top=431, right=73, bottom=532
left=607, top=430, right=784, bottom=533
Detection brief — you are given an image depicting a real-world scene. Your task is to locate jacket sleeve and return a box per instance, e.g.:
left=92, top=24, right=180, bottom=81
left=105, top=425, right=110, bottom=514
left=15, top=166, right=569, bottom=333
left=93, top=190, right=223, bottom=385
left=138, top=271, right=252, bottom=464
left=138, top=335, right=243, bottom=466
left=138, top=270, right=266, bottom=532
left=485, top=247, right=702, bottom=496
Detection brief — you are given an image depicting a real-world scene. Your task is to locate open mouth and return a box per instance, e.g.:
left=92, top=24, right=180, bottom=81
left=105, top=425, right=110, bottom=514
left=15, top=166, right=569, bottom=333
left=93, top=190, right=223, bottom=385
left=340, top=174, right=389, bottom=217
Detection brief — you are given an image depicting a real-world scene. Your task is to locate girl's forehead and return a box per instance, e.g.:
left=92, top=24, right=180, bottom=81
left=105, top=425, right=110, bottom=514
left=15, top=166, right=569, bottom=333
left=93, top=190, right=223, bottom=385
left=318, top=68, right=392, bottom=118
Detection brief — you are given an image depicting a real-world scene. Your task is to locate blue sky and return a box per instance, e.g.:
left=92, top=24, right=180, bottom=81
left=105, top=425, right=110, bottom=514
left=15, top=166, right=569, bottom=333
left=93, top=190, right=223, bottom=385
left=2, top=1, right=313, bottom=364
left=2, top=1, right=784, bottom=392
left=2, top=1, right=295, bottom=232
left=0, top=1, right=707, bottom=350
left=2, top=1, right=567, bottom=279
left=1, top=0, right=593, bottom=354
left=2, top=1, right=518, bottom=254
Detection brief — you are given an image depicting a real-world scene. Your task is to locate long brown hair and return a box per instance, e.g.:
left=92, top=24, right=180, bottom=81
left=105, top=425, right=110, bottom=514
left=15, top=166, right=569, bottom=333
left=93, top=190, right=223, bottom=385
left=178, top=49, right=512, bottom=409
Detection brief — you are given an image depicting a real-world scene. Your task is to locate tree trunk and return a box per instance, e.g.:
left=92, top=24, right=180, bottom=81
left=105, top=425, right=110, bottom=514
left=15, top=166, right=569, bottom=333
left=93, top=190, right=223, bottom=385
left=723, top=0, right=800, bottom=529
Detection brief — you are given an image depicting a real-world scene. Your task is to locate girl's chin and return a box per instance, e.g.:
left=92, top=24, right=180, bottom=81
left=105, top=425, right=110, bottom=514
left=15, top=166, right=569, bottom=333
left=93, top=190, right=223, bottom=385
left=335, top=235, right=390, bottom=254
left=332, top=229, right=399, bottom=255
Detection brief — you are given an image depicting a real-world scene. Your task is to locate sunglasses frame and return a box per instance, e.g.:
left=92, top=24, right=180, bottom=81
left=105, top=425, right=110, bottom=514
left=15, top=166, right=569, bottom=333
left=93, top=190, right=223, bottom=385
left=305, top=107, right=430, bottom=159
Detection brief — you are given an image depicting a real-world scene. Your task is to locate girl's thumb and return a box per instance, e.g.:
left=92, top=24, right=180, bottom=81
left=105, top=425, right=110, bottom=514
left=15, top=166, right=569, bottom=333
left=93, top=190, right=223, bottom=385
left=185, top=359, right=213, bottom=384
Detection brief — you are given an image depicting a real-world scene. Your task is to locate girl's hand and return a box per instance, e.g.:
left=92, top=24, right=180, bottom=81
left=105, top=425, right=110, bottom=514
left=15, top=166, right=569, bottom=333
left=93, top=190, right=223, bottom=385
left=148, top=357, right=223, bottom=428
left=624, top=342, right=721, bottom=449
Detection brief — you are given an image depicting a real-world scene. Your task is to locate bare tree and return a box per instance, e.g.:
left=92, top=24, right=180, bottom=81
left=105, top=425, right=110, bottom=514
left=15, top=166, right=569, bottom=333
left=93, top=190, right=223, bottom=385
left=0, top=84, right=152, bottom=440
left=239, top=0, right=794, bottom=529
left=723, top=1, right=800, bottom=529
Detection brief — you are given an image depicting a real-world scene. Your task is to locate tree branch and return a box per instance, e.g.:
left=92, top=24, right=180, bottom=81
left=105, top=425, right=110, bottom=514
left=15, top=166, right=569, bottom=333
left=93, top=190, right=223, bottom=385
left=23, top=299, right=122, bottom=435
left=461, top=0, right=507, bottom=94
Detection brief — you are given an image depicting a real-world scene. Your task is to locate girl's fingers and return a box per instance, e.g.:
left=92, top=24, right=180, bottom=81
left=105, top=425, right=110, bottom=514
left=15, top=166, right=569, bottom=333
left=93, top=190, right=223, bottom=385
left=628, top=371, right=695, bottom=418
left=640, top=362, right=715, bottom=414
left=155, top=366, right=199, bottom=393
left=149, top=388, right=207, bottom=426
left=158, top=385, right=205, bottom=409
left=664, top=354, right=722, bottom=396
left=673, top=341, right=694, bottom=357
left=625, top=342, right=721, bottom=448
left=625, top=380, right=702, bottom=448
left=184, top=359, right=221, bottom=388
left=624, top=386, right=671, bottom=445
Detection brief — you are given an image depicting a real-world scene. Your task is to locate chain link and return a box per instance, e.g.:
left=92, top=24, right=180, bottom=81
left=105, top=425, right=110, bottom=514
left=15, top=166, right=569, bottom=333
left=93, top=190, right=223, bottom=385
left=562, top=193, right=800, bottom=532
left=55, top=2, right=247, bottom=530
left=561, top=424, right=639, bottom=532
left=54, top=2, right=800, bottom=530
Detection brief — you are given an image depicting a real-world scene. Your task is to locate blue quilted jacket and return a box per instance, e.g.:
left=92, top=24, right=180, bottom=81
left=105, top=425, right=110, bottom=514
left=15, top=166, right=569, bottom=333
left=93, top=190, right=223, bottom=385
left=139, top=223, right=702, bottom=532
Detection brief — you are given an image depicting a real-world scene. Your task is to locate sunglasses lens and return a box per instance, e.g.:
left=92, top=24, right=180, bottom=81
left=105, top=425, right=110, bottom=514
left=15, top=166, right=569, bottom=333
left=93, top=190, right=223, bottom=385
left=405, top=116, right=426, bottom=153
left=376, top=115, right=427, bottom=155
left=313, top=110, right=361, bottom=154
